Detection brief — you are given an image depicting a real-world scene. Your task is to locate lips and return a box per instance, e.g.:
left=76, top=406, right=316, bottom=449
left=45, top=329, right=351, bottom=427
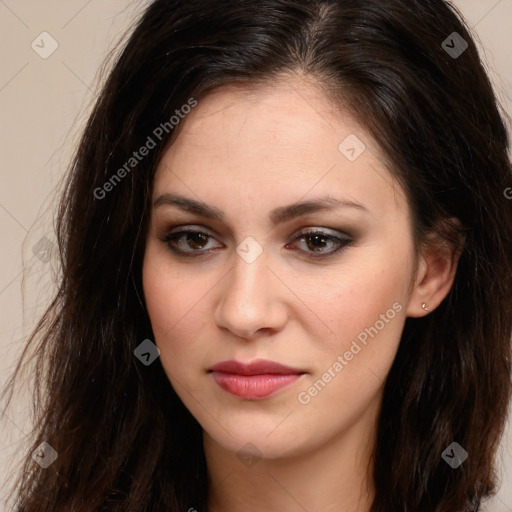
left=208, top=359, right=304, bottom=376
left=208, top=359, right=306, bottom=400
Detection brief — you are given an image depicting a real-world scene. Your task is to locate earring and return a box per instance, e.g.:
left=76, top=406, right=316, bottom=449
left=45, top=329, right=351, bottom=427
left=422, top=303, right=430, bottom=312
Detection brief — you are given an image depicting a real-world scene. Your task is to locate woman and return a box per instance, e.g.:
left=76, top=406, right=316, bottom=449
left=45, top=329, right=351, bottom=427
left=2, top=0, right=511, bottom=510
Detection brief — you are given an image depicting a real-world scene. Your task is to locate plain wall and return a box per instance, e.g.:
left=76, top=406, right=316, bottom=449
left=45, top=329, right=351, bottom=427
left=1, top=1, right=511, bottom=510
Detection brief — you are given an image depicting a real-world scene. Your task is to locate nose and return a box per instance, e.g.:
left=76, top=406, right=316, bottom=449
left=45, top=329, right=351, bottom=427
left=213, top=249, right=288, bottom=340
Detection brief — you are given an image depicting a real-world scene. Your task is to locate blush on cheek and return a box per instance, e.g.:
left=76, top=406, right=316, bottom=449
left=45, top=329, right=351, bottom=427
left=143, top=281, right=179, bottom=340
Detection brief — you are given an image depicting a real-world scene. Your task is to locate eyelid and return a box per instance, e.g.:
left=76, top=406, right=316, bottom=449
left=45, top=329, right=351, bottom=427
left=288, top=228, right=352, bottom=258
left=296, top=226, right=350, bottom=238
left=161, top=225, right=223, bottom=247
left=161, top=223, right=349, bottom=239
left=160, top=224, right=353, bottom=258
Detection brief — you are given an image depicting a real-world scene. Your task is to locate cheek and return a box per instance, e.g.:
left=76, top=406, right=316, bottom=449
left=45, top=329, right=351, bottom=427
left=306, top=249, right=411, bottom=386
left=142, top=247, right=216, bottom=371
left=143, top=241, right=202, bottom=332
left=294, top=281, right=406, bottom=428
left=142, top=267, right=181, bottom=336
left=315, top=251, right=410, bottom=336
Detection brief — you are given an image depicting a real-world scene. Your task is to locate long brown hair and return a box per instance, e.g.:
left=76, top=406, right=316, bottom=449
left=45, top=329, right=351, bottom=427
left=2, top=1, right=512, bottom=510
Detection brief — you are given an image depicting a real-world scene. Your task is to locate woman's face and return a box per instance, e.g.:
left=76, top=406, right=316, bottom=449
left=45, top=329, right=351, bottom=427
left=142, top=76, right=419, bottom=460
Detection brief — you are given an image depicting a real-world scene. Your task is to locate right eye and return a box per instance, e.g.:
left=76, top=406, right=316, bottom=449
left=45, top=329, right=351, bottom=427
left=162, top=228, right=223, bottom=257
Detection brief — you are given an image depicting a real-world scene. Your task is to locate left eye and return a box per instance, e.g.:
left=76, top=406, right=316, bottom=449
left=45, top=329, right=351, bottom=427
left=291, top=230, right=350, bottom=255
left=162, top=228, right=351, bottom=257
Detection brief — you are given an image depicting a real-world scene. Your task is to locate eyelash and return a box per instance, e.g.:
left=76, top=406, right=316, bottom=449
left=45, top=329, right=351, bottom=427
left=161, top=226, right=352, bottom=259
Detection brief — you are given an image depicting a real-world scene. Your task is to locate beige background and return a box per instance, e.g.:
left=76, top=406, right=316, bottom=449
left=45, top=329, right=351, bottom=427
left=0, top=1, right=511, bottom=510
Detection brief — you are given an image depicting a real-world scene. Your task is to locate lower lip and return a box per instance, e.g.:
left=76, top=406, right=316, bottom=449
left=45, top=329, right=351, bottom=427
left=210, top=371, right=303, bottom=400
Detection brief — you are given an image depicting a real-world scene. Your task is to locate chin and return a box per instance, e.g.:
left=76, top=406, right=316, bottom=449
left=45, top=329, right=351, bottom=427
left=204, top=422, right=312, bottom=462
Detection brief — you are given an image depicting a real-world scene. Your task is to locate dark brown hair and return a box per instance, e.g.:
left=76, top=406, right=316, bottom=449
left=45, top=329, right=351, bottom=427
left=2, top=0, right=512, bottom=510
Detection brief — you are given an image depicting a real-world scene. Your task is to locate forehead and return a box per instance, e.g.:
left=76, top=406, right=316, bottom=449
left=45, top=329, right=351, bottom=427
left=166, top=78, right=363, bottom=157
left=152, top=76, right=407, bottom=218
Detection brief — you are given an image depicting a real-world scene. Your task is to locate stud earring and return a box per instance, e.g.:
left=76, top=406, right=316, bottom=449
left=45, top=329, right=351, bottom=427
left=422, top=303, right=430, bottom=312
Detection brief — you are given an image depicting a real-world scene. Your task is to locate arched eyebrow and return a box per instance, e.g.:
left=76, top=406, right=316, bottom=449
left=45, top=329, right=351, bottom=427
left=153, top=192, right=368, bottom=226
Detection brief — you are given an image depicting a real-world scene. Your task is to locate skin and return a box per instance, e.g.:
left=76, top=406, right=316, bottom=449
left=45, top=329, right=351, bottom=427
left=142, top=74, right=460, bottom=512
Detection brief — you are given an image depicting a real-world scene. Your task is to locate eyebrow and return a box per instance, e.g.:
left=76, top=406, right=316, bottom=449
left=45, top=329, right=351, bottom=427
left=153, top=192, right=368, bottom=225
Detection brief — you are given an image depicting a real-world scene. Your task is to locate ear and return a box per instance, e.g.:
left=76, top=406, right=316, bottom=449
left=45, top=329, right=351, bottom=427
left=406, top=218, right=464, bottom=318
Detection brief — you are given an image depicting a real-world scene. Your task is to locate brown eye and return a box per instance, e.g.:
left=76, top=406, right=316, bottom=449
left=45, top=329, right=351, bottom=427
left=162, top=227, right=352, bottom=259
left=163, top=229, right=222, bottom=256
left=288, top=229, right=352, bottom=258
left=184, top=232, right=209, bottom=250
left=304, top=233, right=330, bottom=252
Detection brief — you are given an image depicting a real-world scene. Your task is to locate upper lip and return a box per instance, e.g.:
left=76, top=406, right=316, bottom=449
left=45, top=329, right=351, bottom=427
left=208, top=359, right=305, bottom=376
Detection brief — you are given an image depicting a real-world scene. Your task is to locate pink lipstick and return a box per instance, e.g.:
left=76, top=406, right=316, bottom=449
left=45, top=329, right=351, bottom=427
left=208, top=359, right=305, bottom=400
